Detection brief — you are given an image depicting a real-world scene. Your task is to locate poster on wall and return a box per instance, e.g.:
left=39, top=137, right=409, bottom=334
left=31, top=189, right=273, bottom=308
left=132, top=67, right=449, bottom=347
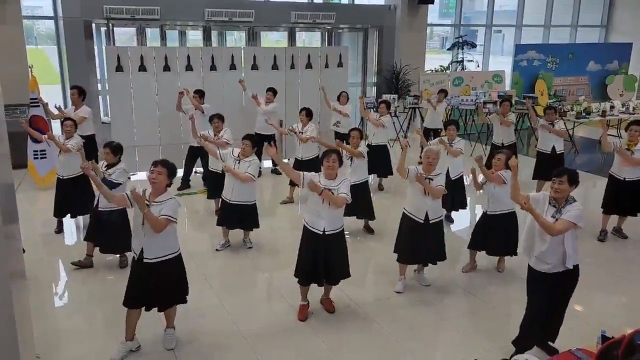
left=448, top=71, right=506, bottom=97
left=419, top=73, right=449, bottom=99
left=511, top=43, right=634, bottom=107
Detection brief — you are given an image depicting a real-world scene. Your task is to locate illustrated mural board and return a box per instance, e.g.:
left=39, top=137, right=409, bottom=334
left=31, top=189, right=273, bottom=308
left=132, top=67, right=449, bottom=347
left=449, top=71, right=506, bottom=97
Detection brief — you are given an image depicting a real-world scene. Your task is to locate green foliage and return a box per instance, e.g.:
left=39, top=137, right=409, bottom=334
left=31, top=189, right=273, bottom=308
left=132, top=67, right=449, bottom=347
left=382, top=62, right=418, bottom=99
left=425, top=64, right=450, bottom=73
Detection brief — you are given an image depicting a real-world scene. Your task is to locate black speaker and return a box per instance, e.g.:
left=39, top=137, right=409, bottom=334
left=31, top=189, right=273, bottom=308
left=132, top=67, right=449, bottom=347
left=414, top=0, right=435, bottom=4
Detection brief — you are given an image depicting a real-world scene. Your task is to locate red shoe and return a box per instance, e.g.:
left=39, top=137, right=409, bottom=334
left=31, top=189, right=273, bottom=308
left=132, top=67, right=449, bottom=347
left=320, top=297, right=335, bottom=314
left=297, top=302, right=310, bottom=322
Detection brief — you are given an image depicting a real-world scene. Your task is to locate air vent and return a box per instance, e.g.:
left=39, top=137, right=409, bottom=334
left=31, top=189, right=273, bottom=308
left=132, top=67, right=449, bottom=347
left=205, top=9, right=255, bottom=22
left=291, top=12, right=336, bottom=24
left=103, top=6, right=160, bottom=19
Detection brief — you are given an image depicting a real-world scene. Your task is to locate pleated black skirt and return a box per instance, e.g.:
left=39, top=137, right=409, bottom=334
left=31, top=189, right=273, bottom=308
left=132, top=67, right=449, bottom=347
left=289, top=156, right=321, bottom=188
left=468, top=211, right=519, bottom=257
left=601, top=175, right=640, bottom=217
left=393, top=212, right=446, bottom=266
left=53, top=174, right=95, bottom=219
left=84, top=207, right=132, bottom=255
left=485, top=142, right=518, bottom=169
left=123, top=252, right=189, bottom=313
left=367, top=144, right=394, bottom=178
left=206, top=171, right=225, bottom=200
left=294, top=226, right=351, bottom=287
left=442, top=171, right=468, bottom=213
left=344, top=181, right=376, bottom=221
left=216, top=199, right=260, bottom=231
left=532, top=148, right=565, bottom=181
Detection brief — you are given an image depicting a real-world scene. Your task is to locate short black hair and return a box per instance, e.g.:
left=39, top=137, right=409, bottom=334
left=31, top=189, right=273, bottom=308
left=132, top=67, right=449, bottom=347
left=193, top=89, right=205, bottom=100
left=495, top=149, right=514, bottom=170
left=103, top=141, right=124, bottom=159
left=61, top=117, right=78, bottom=130
left=443, top=119, right=459, bottom=132
left=209, top=113, right=225, bottom=124
left=241, top=133, right=258, bottom=149
left=543, top=106, right=557, bottom=115
left=266, top=87, right=278, bottom=98
left=378, top=99, right=392, bottom=112
left=348, top=127, right=363, bottom=140
left=551, top=167, right=580, bottom=188
left=337, top=91, right=350, bottom=103
left=320, top=148, right=344, bottom=168
left=437, top=88, right=449, bottom=98
left=299, top=107, right=314, bottom=121
left=499, top=98, right=513, bottom=108
left=150, top=159, right=178, bottom=188
left=70, top=85, right=87, bottom=101
left=624, top=119, right=640, bottom=132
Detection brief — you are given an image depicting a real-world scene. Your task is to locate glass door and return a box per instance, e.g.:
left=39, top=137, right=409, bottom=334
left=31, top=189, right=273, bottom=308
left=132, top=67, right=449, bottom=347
left=295, top=29, right=324, bottom=47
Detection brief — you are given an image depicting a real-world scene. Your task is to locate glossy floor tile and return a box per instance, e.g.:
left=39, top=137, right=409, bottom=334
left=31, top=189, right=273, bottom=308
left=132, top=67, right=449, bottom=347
left=16, top=139, right=640, bottom=360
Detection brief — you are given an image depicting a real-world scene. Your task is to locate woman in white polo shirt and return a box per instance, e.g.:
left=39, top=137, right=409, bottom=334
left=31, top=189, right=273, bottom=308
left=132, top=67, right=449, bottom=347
left=80, top=159, right=188, bottom=360
left=314, top=127, right=376, bottom=235
left=419, top=88, right=449, bottom=163
left=477, top=98, right=518, bottom=169
left=598, top=119, right=640, bottom=242
left=266, top=144, right=351, bottom=323
left=200, top=134, right=261, bottom=251
left=509, top=160, right=582, bottom=359
left=361, top=97, right=394, bottom=191
left=526, top=100, right=569, bottom=192
left=190, top=113, right=233, bottom=216
left=393, top=140, right=446, bottom=294
left=20, top=117, right=95, bottom=234
left=321, top=86, right=351, bottom=144
left=276, top=107, right=321, bottom=205
left=462, top=151, right=518, bottom=274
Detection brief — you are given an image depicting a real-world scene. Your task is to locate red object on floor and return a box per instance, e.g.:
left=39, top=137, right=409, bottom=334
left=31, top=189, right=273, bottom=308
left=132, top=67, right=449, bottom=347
left=550, top=348, right=596, bottom=359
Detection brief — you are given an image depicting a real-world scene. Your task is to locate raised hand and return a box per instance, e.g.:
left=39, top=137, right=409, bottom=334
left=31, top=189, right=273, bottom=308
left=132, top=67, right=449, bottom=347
left=129, top=189, right=147, bottom=210
left=264, top=143, right=278, bottom=158
left=188, top=113, right=195, bottom=122
left=55, top=104, right=65, bottom=113
left=474, top=155, right=484, bottom=166
left=518, top=197, right=533, bottom=213
left=178, top=90, right=184, bottom=97
left=470, top=167, right=477, bottom=177
left=400, top=138, right=409, bottom=151
left=335, top=140, right=344, bottom=148
left=525, top=98, right=532, bottom=107
left=508, top=156, right=519, bottom=170
left=46, top=132, right=55, bottom=140
left=320, top=85, right=326, bottom=92
left=80, top=162, right=93, bottom=175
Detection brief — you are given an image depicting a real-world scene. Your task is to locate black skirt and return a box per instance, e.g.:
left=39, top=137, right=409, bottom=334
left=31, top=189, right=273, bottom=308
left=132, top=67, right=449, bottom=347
left=442, top=171, right=468, bottom=213
left=53, top=174, right=95, bottom=219
left=289, top=156, right=321, bottom=188
left=367, top=144, right=394, bottom=178
left=123, top=252, right=189, bottom=313
left=393, top=212, right=446, bottom=266
left=532, top=148, right=565, bottom=182
left=206, top=171, right=226, bottom=200
left=334, top=131, right=350, bottom=145
left=468, top=211, right=519, bottom=257
left=216, top=199, right=260, bottom=231
left=485, top=142, right=518, bottom=169
left=344, top=181, right=376, bottom=221
left=601, top=175, right=640, bottom=217
left=84, top=207, right=132, bottom=255
left=294, top=226, right=351, bottom=287
left=79, top=134, right=99, bottom=163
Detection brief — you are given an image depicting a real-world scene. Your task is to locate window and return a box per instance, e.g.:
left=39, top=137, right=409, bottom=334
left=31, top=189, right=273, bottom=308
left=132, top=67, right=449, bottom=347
left=226, top=31, right=246, bottom=47
left=146, top=28, right=160, bottom=46
left=166, top=30, right=179, bottom=47
left=21, top=0, right=54, bottom=16
left=113, top=27, right=137, bottom=46
left=425, top=26, right=454, bottom=71
left=576, top=27, right=601, bottom=43
left=522, top=0, right=545, bottom=25
left=186, top=30, right=203, bottom=47
left=296, top=31, right=322, bottom=47
left=549, top=28, right=571, bottom=43
left=461, top=0, right=488, bottom=24
left=489, top=27, right=515, bottom=86
left=551, top=0, right=574, bottom=26
left=578, top=0, right=605, bottom=25
left=520, top=27, right=544, bottom=44
left=459, top=26, right=484, bottom=70
left=492, top=0, right=518, bottom=25
left=576, top=88, right=584, bottom=96
left=428, top=0, right=457, bottom=24
left=211, top=31, right=219, bottom=47
left=354, top=0, right=386, bottom=4
left=260, top=31, right=288, bottom=47
left=23, top=19, right=64, bottom=107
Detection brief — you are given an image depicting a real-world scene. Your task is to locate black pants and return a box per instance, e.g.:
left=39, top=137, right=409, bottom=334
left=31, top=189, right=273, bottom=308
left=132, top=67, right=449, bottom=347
left=420, top=128, right=442, bottom=158
left=79, top=134, right=99, bottom=163
left=512, top=265, right=580, bottom=352
left=254, top=132, right=278, bottom=168
left=181, top=145, right=209, bottom=185
left=334, top=131, right=350, bottom=145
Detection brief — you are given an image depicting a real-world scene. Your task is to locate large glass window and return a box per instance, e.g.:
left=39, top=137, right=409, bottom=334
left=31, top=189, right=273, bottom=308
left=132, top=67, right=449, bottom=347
left=21, top=0, right=54, bottom=16
left=578, top=0, right=605, bottom=25
left=166, top=30, right=179, bottom=47
left=296, top=31, right=322, bottom=47
left=428, top=0, right=457, bottom=24
left=425, top=26, right=454, bottom=71
left=459, top=26, right=484, bottom=70
left=492, top=0, right=518, bottom=25
left=462, top=0, right=488, bottom=24
left=576, top=27, right=601, bottom=43
left=551, top=0, right=575, bottom=26
left=260, top=31, right=288, bottom=47
left=489, top=27, right=515, bottom=86
left=520, top=27, right=544, bottom=44
left=23, top=19, right=64, bottom=107
left=353, top=0, right=386, bottom=4
left=522, top=0, right=545, bottom=25
left=549, top=28, right=571, bottom=43
left=226, top=31, right=246, bottom=47
left=113, top=27, right=137, bottom=46
left=186, top=30, right=203, bottom=47
left=146, top=28, right=161, bottom=47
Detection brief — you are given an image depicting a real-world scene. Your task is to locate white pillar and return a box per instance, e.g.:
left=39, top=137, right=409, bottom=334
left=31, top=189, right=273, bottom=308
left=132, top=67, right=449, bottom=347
left=387, top=0, right=428, bottom=92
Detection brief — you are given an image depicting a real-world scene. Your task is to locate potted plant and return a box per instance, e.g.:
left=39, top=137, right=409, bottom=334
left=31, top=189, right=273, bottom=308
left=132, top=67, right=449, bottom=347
left=382, top=62, right=418, bottom=111
left=446, top=34, right=479, bottom=71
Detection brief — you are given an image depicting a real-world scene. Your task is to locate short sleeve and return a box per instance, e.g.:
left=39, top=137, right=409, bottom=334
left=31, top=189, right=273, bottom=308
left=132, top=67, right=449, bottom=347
left=246, top=160, right=260, bottom=180
left=555, top=121, right=566, bottom=131
left=78, top=106, right=92, bottom=118
left=488, top=114, right=500, bottom=126
left=218, top=148, right=233, bottom=163
left=380, top=115, right=392, bottom=128
left=341, top=105, right=351, bottom=117
left=64, top=107, right=74, bottom=117
left=432, top=172, right=446, bottom=188
left=506, top=113, right=516, bottom=123
left=182, top=104, right=195, bottom=115
left=435, top=102, right=447, bottom=117
left=67, top=136, right=83, bottom=152
left=453, top=139, right=464, bottom=152
left=102, top=167, right=129, bottom=190
left=337, top=178, right=352, bottom=203
left=357, top=144, right=368, bottom=159
left=560, top=204, right=583, bottom=228
left=404, top=165, right=419, bottom=181
left=159, top=199, right=180, bottom=223
left=527, top=191, right=546, bottom=208
left=300, top=172, right=318, bottom=189
left=221, top=129, right=233, bottom=145
left=201, top=104, right=212, bottom=116
left=307, top=124, right=318, bottom=138
left=497, top=169, right=511, bottom=184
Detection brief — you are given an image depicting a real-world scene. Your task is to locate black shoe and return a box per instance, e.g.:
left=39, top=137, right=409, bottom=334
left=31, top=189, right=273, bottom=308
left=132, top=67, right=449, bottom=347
left=54, top=220, right=63, bottom=234
left=258, top=170, right=263, bottom=178
left=536, top=342, right=560, bottom=357
left=176, top=183, right=191, bottom=192
left=444, top=213, right=454, bottom=224
left=611, top=226, right=629, bottom=239
left=597, top=229, right=608, bottom=242
left=118, top=254, right=129, bottom=269
left=271, top=168, right=282, bottom=175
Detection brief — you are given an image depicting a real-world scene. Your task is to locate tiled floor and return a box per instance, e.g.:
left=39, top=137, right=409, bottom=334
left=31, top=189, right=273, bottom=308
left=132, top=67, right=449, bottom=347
left=16, top=138, right=640, bottom=360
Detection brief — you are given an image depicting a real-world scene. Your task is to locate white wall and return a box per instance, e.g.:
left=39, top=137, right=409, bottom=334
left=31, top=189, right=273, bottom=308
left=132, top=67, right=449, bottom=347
left=607, top=0, right=640, bottom=76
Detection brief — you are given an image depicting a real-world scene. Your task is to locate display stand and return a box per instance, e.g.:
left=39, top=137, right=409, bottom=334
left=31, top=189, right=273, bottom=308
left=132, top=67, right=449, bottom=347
left=391, top=106, right=423, bottom=146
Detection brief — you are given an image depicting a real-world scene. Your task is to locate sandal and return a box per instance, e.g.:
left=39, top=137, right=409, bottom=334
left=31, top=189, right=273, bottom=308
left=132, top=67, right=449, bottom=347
left=461, top=262, right=477, bottom=273
left=496, top=259, right=506, bottom=273
left=279, top=197, right=294, bottom=205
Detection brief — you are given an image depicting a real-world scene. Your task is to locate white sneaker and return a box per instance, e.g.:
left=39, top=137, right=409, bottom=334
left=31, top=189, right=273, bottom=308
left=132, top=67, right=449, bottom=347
left=110, top=337, right=141, bottom=360
left=243, top=238, right=253, bottom=249
left=163, top=328, right=177, bottom=350
left=394, top=277, right=406, bottom=293
left=215, top=239, right=230, bottom=251
left=414, top=269, right=431, bottom=287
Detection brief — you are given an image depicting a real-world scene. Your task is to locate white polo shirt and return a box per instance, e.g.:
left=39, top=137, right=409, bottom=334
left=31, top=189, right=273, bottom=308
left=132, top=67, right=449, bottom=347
left=522, top=192, right=582, bottom=273
left=481, top=169, right=515, bottom=214
left=330, top=102, right=351, bottom=134
left=45, top=134, right=84, bottom=178
left=201, top=128, right=233, bottom=173
left=535, top=120, right=566, bottom=154
left=65, top=105, right=94, bottom=136
left=125, top=190, right=181, bottom=263
left=489, top=113, right=516, bottom=146
left=299, top=171, right=352, bottom=234
left=368, top=113, right=392, bottom=145
left=423, top=101, right=447, bottom=129
left=609, top=138, right=640, bottom=180
left=247, top=91, right=279, bottom=135
left=184, top=104, right=212, bottom=146
left=219, top=148, right=260, bottom=204
left=292, top=122, right=320, bottom=160
left=343, top=144, right=369, bottom=184
left=428, top=137, right=465, bottom=179
left=401, top=166, right=445, bottom=223
left=96, top=161, right=130, bottom=210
